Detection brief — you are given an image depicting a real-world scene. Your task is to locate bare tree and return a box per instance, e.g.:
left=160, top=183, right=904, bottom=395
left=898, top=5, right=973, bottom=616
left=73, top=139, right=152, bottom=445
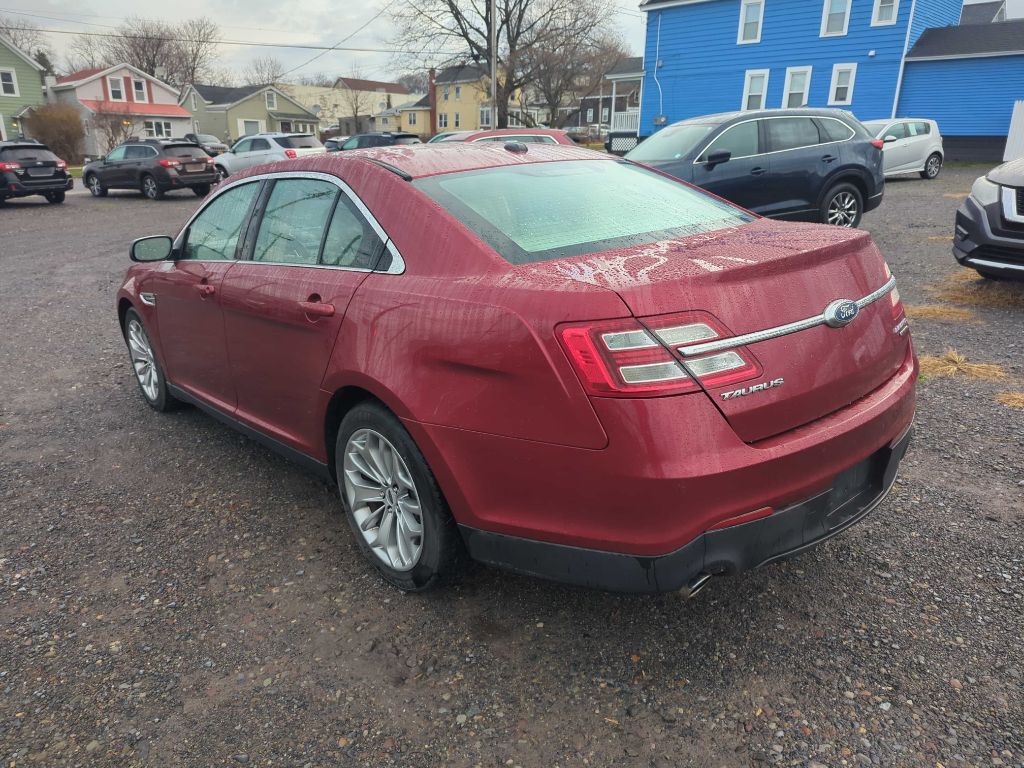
left=64, top=34, right=106, bottom=72
left=391, top=0, right=615, bottom=128
left=91, top=105, right=136, bottom=153
left=101, top=18, right=178, bottom=80
left=528, top=32, right=628, bottom=128
left=170, top=18, right=221, bottom=86
left=337, top=72, right=374, bottom=129
left=397, top=71, right=429, bottom=94
left=0, top=14, right=44, bottom=53
left=242, top=55, right=285, bottom=86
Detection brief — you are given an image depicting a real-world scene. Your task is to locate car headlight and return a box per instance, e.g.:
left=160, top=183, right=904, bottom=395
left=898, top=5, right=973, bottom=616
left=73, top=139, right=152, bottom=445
left=970, top=176, right=1000, bottom=206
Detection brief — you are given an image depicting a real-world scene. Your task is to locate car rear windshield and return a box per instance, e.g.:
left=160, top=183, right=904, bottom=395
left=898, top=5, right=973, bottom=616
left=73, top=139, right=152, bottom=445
left=414, top=159, right=753, bottom=265
left=162, top=145, right=210, bottom=160
left=194, top=134, right=220, bottom=143
left=273, top=135, right=323, bottom=149
left=625, top=123, right=717, bottom=162
left=0, top=146, right=58, bottom=162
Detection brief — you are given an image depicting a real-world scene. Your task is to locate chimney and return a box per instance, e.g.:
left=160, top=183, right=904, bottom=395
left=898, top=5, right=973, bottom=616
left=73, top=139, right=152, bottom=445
left=43, top=74, right=57, bottom=89
left=428, top=67, right=437, bottom=137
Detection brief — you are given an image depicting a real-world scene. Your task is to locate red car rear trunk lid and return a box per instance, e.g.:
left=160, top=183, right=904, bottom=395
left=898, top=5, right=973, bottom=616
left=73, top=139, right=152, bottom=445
left=534, top=219, right=909, bottom=443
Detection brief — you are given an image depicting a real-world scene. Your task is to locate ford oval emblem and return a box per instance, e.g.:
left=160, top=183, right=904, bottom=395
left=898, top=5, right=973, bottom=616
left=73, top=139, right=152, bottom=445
left=824, top=299, right=860, bottom=328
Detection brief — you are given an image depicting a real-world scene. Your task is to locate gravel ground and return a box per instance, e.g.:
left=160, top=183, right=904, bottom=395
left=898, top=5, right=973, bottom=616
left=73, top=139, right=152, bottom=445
left=1, top=170, right=1022, bottom=768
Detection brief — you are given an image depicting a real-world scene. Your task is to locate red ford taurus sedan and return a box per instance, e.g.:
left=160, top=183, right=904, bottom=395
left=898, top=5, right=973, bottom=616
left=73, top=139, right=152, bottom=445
left=117, top=142, right=916, bottom=594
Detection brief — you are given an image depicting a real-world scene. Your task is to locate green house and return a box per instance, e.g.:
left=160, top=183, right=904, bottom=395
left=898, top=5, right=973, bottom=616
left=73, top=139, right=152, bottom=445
left=179, top=83, right=319, bottom=144
left=0, top=33, right=45, bottom=141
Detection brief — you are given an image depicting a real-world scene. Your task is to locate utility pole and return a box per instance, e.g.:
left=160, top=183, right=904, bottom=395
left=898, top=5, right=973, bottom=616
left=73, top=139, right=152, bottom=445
left=490, top=0, right=497, bottom=127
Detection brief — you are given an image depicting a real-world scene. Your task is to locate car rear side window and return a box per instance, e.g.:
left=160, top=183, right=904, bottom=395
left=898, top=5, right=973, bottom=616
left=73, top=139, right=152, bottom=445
left=414, top=159, right=753, bottom=265
left=816, top=118, right=855, bottom=143
left=124, top=146, right=155, bottom=160
left=253, top=179, right=338, bottom=265
left=163, top=145, right=208, bottom=160
left=321, top=196, right=384, bottom=269
left=765, top=117, right=821, bottom=152
left=184, top=182, right=259, bottom=261
left=698, top=121, right=760, bottom=161
left=273, top=135, right=323, bottom=149
left=251, top=138, right=271, bottom=151
left=909, top=121, right=931, bottom=136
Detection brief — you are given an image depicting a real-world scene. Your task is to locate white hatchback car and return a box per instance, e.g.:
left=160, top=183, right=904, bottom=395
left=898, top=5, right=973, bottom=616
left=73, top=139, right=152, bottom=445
left=863, top=119, right=944, bottom=180
left=214, top=133, right=325, bottom=178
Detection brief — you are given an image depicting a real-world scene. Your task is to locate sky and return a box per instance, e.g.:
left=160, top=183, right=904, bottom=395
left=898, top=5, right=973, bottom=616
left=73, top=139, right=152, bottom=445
left=3, top=0, right=648, bottom=82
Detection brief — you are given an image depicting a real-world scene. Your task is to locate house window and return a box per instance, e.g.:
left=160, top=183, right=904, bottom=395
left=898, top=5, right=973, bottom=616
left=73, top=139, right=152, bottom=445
left=408, top=111, right=417, bottom=126
left=133, top=79, right=147, bottom=102
left=479, top=107, right=491, bottom=126
left=280, top=120, right=292, bottom=132
left=382, top=117, right=389, bottom=126
left=454, top=112, right=460, bottom=128
left=242, top=119, right=261, bottom=135
left=820, top=0, right=851, bottom=36
left=443, top=86, right=450, bottom=101
left=782, top=66, right=812, bottom=107
left=144, top=121, right=173, bottom=137
left=737, top=0, right=764, bottom=44
left=871, top=0, right=899, bottom=25
left=828, top=63, right=857, bottom=105
left=455, top=85, right=461, bottom=99
left=190, top=92, right=198, bottom=110
left=108, top=77, right=125, bottom=101
left=0, top=68, right=18, bottom=97
left=742, top=69, right=770, bottom=110
left=265, top=91, right=277, bottom=110
left=438, top=113, right=448, bottom=128
left=586, top=108, right=594, bottom=122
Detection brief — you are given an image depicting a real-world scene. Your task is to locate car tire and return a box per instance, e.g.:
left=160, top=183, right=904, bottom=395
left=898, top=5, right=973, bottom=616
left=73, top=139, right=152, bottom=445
left=820, top=182, right=863, bottom=228
left=215, top=165, right=228, bottom=180
left=45, top=191, right=66, bottom=204
left=336, top=402, right=463, bottom=592
left=920, top=153, right=943, bottom=180
left=85, top=173, right=107, bottom=197
left=192, top=184, right=211, bottom=198
left=122, top=309, right=179, bottom=412
left=140, top=174, right=163, bottom=200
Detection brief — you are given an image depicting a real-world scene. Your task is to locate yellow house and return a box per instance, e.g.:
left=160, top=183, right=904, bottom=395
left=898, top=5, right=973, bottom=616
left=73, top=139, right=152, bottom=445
left=433, top=64, right=539, bottom=133
left=397, top=95, right=430, bottom=137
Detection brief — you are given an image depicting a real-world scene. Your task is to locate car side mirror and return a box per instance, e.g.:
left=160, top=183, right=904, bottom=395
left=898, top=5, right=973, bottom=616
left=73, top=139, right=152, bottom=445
left=884, top=135, right=898, bottom=143
left=131, top=235, right=174, bottom=262
left=705, top=150, right=731, bottom=168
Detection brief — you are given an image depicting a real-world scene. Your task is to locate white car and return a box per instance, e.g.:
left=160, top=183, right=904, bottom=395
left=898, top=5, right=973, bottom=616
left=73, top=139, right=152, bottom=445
left=214, top=132, right=325, bottom=178
left=862, top=118, right=944, bottom=180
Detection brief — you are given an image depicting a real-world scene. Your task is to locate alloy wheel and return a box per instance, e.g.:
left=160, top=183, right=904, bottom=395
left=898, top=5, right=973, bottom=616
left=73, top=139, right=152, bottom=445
left=142, top=177, right=158, bottom=199
left=827, top=191, right=859, bottom=227
left=88, top=176, right=102, bottom=196
left=926, top=155, right=941, bottom=178
left=126, top=318, right=159, bottom=401
left=343, top=428, right=424, bottom=572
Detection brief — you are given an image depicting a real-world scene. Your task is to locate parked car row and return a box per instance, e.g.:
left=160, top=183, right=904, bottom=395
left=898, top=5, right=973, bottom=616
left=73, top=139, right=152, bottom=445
left=84, top=139, right=219, bottom=200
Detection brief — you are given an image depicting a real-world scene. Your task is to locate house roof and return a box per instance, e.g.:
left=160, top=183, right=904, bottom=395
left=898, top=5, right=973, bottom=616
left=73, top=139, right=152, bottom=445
left=960, top=1, right=1004, bottom=24
left=639, top=0, right=715, bottom=10
left=78, top=99, right=192, bottom=117
left=605, top=56, right=644, bottom=79
left=400, top=94, right=431, bottom=110
left=435, top=63, right=488, bottom=84
left=906, top=17, right=1024, bottom=59
left=190, top=83, right=267, bottom=104
left=333, top=77, right=409, bottom=94
left=0, top=32, right=45, bottom=72
left=56, top=67, right=105, bottom=84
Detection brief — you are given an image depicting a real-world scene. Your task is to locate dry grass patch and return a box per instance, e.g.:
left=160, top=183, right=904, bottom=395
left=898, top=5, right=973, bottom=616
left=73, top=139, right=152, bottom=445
left=904, top=304, right=978, bottom=323
left=918, top=349, right=1007, bottom=380
left=995, top=392, right=1024, bottom=409
left=927, top=270, right=1024, bottom=309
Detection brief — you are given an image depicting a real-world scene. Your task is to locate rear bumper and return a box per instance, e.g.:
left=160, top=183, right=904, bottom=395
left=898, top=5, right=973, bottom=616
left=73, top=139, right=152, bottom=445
left=2, top=175, right=73, bottom=198
left=160, top=171, right=219, bottom=189
left=460, top=425, right=912, bottom=593
left=865, top=188, right=884, bottom=213
left=953, top=195, right=1024, bottom=276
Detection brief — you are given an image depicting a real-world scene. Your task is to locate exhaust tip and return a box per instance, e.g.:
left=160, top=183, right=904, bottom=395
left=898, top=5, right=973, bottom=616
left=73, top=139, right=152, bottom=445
left=682, top=572, right=713, bottom=600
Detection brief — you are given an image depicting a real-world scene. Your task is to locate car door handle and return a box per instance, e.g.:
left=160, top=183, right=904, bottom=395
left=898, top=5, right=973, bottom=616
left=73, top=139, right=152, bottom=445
left=750, top=167, right=767, bottom=176
left=821, top=155, right=837, bottom=163
left=299, top=300, right=335, bottom=318
left=195, top=284, right=215, bottom=297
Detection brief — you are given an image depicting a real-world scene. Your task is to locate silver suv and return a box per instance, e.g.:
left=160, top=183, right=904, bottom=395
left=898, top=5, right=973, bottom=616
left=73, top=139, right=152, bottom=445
left=214, top=132, right=325, bottom=178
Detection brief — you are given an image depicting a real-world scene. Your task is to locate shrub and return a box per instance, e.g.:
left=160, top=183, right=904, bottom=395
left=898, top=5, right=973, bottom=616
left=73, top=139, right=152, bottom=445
left=24, top=103, right=85, bottom=164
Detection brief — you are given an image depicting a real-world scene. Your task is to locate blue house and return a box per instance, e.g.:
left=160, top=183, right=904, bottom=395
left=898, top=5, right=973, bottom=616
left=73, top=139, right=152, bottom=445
left=635, top=0, right=1024, bottom=160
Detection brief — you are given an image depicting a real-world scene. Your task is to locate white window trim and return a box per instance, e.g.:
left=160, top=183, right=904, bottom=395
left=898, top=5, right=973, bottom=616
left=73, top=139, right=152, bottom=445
left=265, top=91, right=277, bottom=110
left=782, top=66, right=812, bottom=108
left=0, top=114, right=7, bottom=140
left=827, top=63, right=857, bottom=106
left=741, top=68, right=770, bottom=110
left=0, top=68, right=20, bottom=98
left=238, top=118, right=265, bottom=136
left=190, top=92, right=198, bottom=110
left=132, top=79, right=148, bottom=103
left=736, top=0, right=765, bottom=45
left=871, top=0, right=899, bottom=26
left=107, top=76, right=125, bottom=102
left=819, top=0, right=851, bottom=37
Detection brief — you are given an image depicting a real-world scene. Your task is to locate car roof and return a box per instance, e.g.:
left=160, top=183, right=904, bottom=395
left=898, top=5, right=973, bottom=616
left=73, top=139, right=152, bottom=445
left=0, top=140, right=49, bottom=149
left=303, top=142, right=610, bottom=180
left=675, top=108, right=856, bottom=126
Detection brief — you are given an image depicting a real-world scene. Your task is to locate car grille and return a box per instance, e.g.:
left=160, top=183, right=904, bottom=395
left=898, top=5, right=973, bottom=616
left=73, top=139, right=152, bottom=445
left=1016, top=187, right=1024, bottom=217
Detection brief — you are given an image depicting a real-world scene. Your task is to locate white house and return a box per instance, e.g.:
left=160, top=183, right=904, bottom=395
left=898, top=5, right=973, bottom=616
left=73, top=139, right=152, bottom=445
left=47, top=64, right=191, bottom=157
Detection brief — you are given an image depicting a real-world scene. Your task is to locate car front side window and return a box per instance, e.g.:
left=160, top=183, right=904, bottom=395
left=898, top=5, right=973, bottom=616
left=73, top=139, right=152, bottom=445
left=252, top=179, right=338, bottom=265
left=233, top=139, right=252, bottom=154
left=183, top=183, right=260, bottom=261
left=698, top=120, right=760, bottom=161
left=106, top=147, right=128, bottom=162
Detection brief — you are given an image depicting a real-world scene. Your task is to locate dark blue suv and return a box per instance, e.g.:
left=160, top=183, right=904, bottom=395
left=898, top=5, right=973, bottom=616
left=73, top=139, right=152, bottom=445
left=626, top=109, right=884, bottom=228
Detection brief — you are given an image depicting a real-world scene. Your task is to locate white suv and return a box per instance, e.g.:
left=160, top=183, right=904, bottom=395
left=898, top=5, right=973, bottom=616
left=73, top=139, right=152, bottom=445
left=214, top=133, right=325, bottom=178
left=863, top=118, right=944, bottom=180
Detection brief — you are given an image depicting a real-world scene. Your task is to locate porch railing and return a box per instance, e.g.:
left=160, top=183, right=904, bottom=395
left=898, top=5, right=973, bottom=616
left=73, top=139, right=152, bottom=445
left=611, top=109, right=640, bottom=133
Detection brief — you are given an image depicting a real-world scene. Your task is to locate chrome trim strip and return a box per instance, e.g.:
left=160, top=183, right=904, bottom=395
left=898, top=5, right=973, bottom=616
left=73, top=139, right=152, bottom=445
left=679, top=276, right=897, bottom=357
left=173, top=170, right=406, bottom=275
left=1000, top=186, right=1024, bottom=224
left=965, top=257, right=1024, bottom=273
left=691, top=115, right=855, bottom=165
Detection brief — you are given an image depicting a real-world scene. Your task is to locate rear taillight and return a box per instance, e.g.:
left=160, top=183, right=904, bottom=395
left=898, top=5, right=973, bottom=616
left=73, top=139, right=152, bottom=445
left=159, top=158, right=181, bottom=168
left=0, top=161, right=21, bottom=171
left=284, top=149, right=298, bottom=159
left=870, top=139, right=885, bottom=150
left=884, top=263, right=906, bottom=324
left=56, top=159, right=67, bottom=170
left=558, top=313, right=760, bottom=398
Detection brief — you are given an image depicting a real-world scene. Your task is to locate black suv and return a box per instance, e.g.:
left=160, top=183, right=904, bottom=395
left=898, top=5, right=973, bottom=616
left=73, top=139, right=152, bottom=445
left=82, top=139, right=219, bottom=200
left=954, top=157, right=1024, bottom=280
left=182, top=132, right=230, bottom=156
left=337, top=132, right=421, bottom=150
left=626, top=108, right=885, bottom=228
left=0, top=140, right=72, bottom=205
